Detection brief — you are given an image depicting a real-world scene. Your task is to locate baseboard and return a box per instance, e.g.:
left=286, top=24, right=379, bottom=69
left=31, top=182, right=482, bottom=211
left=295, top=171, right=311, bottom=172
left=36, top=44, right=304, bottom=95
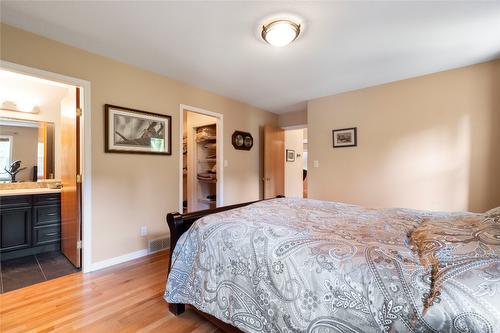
left=89, top=248, right=148, bottom=272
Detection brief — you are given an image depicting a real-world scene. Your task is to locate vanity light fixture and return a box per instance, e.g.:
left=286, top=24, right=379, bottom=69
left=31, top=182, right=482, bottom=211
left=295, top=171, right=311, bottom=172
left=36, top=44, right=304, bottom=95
left=261, top=19, right=301, bottom=47
left=0, top=101, right=40, bottom=114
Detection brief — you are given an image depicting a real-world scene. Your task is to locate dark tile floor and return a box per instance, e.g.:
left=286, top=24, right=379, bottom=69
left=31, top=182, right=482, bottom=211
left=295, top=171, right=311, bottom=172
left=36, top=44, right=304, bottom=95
left=0, top=251, right=79, bottom=293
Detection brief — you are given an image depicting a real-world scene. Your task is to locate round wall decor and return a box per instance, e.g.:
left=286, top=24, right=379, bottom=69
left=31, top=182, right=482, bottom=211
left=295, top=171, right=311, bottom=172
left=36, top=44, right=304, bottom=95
left=232, top=131, right=253, bottom=150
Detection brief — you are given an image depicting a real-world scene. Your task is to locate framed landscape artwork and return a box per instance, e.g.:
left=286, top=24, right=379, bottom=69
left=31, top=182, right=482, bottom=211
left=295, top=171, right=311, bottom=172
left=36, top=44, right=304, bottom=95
left=332, top=127, right=357, bottom=148
left=105, top=104, right=172, bottom=155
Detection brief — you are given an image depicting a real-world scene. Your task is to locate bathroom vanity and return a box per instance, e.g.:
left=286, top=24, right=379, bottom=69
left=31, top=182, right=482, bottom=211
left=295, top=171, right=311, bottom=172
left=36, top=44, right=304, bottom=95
left=0, top=190, right=62, bottom=260
left=0, top=116, right=63, bottom=260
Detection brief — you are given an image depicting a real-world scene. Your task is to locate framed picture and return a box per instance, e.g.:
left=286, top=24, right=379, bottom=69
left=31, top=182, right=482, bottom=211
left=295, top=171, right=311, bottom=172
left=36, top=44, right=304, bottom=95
left=231, top=131, right=253, bottom=151
left=286, top=149, right=295, bottom=162
left=332, top=127, right=357, bottom=148
left=105, top=104, right=171, bottom=155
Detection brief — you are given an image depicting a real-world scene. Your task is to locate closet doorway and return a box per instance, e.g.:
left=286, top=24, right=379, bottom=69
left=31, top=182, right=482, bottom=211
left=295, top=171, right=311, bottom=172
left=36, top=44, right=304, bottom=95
left=179, top=105, right=223, bottom=213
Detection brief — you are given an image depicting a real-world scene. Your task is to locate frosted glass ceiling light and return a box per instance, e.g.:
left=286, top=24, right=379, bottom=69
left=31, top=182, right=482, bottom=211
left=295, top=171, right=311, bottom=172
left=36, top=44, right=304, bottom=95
left=262, top=20, right=300, bottom=47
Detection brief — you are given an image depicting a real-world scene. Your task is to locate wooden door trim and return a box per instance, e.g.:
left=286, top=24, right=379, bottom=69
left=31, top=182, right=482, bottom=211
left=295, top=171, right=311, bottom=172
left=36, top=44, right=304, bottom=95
left=0, top=61, right=93, bottom=273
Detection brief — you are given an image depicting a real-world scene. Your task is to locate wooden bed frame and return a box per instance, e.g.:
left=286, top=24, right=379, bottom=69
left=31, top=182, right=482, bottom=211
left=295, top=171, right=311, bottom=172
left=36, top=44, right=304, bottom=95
left=166, top=197, right=283, bottom=332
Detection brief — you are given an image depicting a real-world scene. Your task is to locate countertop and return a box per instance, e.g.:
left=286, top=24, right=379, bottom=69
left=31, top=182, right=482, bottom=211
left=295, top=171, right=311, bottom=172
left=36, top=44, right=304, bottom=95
left=0, top=188, right=62, bottom=197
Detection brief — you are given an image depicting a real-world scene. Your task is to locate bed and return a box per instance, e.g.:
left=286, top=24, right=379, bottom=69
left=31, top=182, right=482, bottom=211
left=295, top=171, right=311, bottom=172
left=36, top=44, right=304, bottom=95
left=164, top=197, right=500, bottom=333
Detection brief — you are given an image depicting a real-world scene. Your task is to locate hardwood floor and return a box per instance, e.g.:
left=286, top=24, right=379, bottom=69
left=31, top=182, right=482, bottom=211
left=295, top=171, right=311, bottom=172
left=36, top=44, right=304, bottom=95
left=0, top=251, right=221, bottom=333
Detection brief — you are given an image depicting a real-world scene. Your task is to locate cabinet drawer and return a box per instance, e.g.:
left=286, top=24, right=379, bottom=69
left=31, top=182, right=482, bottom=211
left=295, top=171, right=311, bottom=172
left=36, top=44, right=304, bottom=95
left=0, top=195, right=32, bottom=208
left=34, top=205, right=61, bottom=226
left=33, top=193, right=61, bottom=206
left=33, top=225, right=60, bottom=246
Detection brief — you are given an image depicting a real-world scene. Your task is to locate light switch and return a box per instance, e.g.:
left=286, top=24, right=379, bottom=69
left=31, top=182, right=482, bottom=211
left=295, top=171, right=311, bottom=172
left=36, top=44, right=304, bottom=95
left=224, top=160, right=229, bottom=167
left=313, top=160, right=319, bottom=168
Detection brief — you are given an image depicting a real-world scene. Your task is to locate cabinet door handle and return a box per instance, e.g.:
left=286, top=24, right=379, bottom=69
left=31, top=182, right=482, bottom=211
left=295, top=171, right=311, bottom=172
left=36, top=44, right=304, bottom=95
left=44, top=232, right=59, bottom=237
left=46, top=212, right=58, bottom=216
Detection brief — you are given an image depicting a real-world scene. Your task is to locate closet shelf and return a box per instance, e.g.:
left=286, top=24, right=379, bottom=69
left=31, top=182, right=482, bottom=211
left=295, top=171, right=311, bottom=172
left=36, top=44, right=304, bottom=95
left=196, top=136, right=217, bottom=143
left=190, top=123, right=217, bottom=211
left=198, top=198, right=216, bottom=205
left=197, top=179, right=217, bottom=184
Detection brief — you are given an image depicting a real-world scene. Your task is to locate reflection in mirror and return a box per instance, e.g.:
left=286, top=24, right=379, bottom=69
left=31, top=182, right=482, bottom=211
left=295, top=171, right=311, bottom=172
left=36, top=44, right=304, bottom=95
left=0, top=117, right=55, bottom=182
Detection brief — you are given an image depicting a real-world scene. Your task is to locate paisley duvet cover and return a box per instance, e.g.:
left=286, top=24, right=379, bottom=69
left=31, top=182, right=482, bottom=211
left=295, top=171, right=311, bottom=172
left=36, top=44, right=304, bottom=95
left=165, top=198, right=500, bottom=333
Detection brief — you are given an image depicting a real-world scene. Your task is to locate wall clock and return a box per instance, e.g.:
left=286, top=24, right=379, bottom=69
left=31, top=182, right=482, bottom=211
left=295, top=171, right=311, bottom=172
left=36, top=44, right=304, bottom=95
left=232, top=131, right=253, bottom=150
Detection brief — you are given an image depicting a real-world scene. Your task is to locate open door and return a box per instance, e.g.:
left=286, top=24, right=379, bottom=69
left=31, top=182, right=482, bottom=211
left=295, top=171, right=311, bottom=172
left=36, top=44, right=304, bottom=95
left=263, top=126, right=285, bottom=199
left=60, top=87, right=81, bottom=268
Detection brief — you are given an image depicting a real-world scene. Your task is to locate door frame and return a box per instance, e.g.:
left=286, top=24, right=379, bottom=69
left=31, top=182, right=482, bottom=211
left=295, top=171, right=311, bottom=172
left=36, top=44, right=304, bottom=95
left=0, top=60, right=93, bottom=273
left=178, top=104, right=223, bottom=212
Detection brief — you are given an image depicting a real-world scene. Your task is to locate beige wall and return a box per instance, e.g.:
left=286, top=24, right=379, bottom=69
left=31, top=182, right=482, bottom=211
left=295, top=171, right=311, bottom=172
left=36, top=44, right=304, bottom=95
left=284, top=128, right=304, bottom=198
left=278, top=109, right=307, bottom=128
left=308, top=59, right=500, bottom=212
left=0, top=125, right=38, bottom=181
left=0, top=24, right=278, bottom=263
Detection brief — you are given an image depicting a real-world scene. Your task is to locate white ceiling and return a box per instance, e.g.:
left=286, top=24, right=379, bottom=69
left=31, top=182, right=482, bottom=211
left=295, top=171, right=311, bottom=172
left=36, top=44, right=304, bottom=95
left=1, top=1, right=499, bottom=114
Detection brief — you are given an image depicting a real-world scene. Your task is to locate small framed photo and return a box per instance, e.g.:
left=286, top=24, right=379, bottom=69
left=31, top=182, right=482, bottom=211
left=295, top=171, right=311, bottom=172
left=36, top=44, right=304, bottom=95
left=332, top=127, right=357, bottom=148
left=286, top=149, right=295, bottom=162
left=105, top=104, right=172, bottom=155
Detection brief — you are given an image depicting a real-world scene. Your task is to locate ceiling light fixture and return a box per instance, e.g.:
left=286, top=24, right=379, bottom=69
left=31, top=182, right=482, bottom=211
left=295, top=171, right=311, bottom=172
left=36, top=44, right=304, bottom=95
left=261, top=20, right=301, bottom=47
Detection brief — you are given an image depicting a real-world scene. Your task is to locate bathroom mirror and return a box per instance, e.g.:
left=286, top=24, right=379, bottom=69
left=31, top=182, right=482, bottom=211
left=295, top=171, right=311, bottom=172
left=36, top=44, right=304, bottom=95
left=0, top=117, right=55, bottom=182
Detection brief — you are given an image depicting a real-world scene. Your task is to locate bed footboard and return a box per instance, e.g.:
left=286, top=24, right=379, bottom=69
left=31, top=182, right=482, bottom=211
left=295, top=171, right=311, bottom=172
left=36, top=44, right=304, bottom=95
left=166, top=197, right=283, bottom=316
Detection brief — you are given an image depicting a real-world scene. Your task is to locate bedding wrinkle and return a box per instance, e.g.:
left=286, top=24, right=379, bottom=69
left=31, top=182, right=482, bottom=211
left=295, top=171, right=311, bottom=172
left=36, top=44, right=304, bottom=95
left=166, top=199, right=500, bottom=333
left=410, top=212, right=500, bottom=317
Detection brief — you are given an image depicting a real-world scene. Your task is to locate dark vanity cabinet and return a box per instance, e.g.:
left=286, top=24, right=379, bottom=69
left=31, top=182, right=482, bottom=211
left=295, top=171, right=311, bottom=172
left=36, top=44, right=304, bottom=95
left=0, top=193, right=61, bottom=257
left=32, top=195, right=61, bottom=246
left=0, top=205, right=31, bottom=252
